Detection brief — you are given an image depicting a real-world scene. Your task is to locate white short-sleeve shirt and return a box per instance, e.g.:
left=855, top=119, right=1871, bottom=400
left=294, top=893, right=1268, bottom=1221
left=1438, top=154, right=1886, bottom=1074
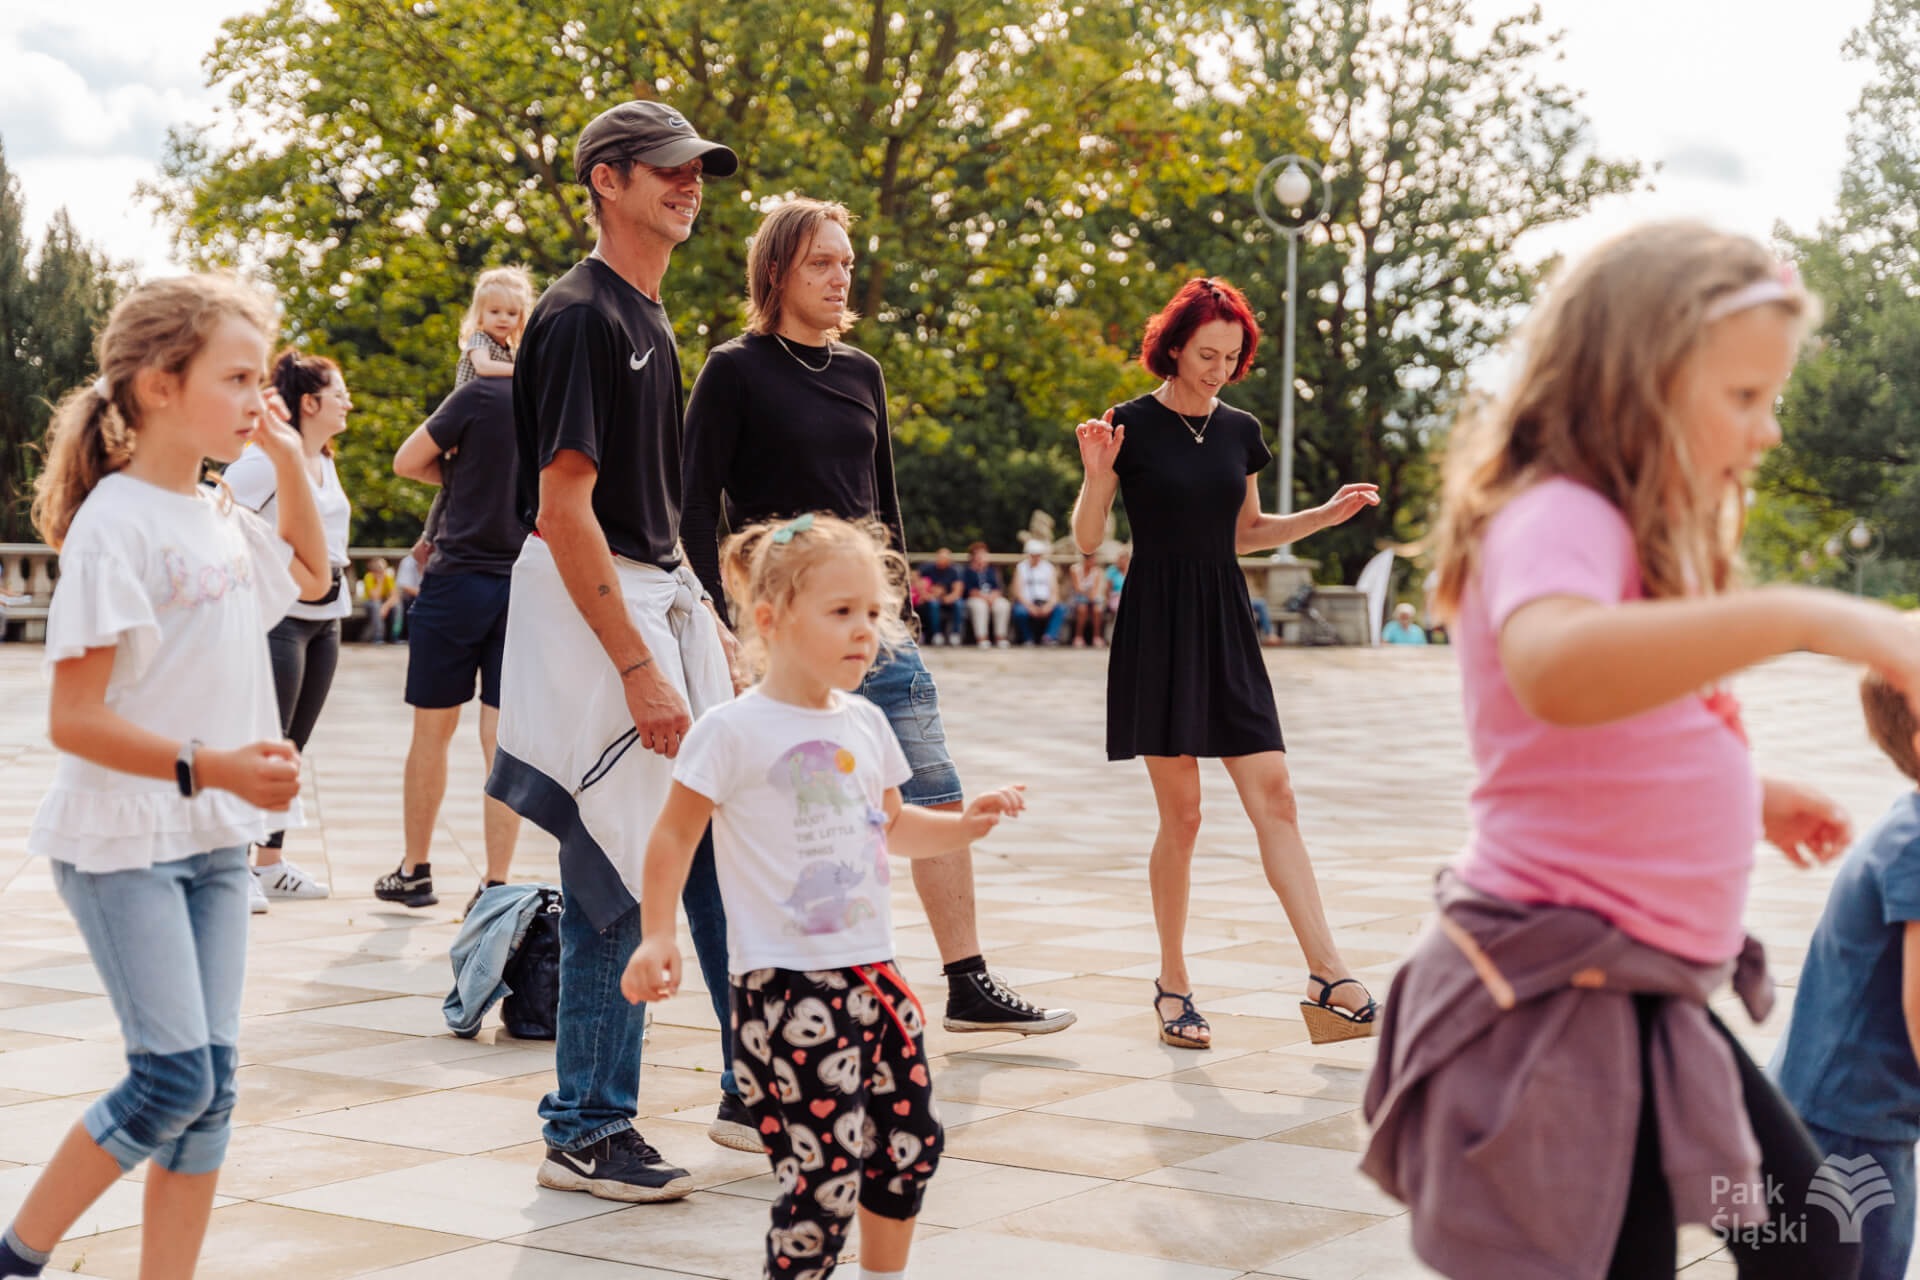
left=674, top=689, right=913, bottom=974
left=29, top=473, right=303, bottom=870
left=222, top=444, right=352, bottom=620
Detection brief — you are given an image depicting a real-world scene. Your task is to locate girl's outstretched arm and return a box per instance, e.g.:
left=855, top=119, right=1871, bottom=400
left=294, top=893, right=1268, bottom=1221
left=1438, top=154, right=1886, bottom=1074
left=884, top=784, right=1026, bottom=858
left=1501, top=587, right=1920, bottom=727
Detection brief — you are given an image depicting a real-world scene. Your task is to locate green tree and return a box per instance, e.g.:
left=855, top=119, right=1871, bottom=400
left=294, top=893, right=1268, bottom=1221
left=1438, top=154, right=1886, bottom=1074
left=152, top=0, right=1271, bottom=546
left=1760, top=0, right=1920, bottom=594
left=0, top=139, right=124, bottom=543
left=150, top=1, right=1629, bottom=561
left=1096, top=0, right=1639, bottom=582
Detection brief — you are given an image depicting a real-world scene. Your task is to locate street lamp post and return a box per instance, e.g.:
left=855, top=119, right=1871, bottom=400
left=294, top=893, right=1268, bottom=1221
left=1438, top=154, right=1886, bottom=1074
left=1254, top=154, right=1331, bottom=560
left=1824, top=520, right=1883, bottom=597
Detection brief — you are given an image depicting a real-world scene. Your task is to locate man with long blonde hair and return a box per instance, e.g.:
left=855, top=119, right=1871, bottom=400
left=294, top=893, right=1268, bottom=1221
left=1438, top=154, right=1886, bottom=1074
left=682, top=197, right=1076, bottom=1037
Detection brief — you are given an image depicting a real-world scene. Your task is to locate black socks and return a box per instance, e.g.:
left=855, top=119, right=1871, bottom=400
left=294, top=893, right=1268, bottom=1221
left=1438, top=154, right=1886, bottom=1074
left=942, top=954, right=987, bottom=991
left=0, top=1225, right=48, bottom=1277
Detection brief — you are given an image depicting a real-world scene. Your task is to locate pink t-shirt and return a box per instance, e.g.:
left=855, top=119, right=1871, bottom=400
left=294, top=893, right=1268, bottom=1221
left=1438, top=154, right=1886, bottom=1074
left=1452, top=477, right=1758, bottom=963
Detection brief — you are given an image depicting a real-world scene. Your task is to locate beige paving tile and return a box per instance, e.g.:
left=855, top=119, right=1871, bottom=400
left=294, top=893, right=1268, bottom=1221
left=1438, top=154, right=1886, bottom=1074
left=1256, top=1213, right=1442, bottom=1278
left=944, top=1111, right=1239, bottom=1179
left=1137, top=1140, right=1403, bottom=1217
left=1265, top=1109, right=1370, bottom=1152
left=235, top=1014, right=416, bottom=1065
left=270, top=1089, right=541, bottom=1155
left=201, top=1126, right=446, bottom=1200
left=267, top=1154, right=628, bottom=1238
left=0, top=1037, right=131, bottom=1095
left=1165, top=1055, right=1372, bottom=1102
left=908, top=1227, right=1243, bottom=1279
left=49, top=1202, right=479, bottom=1280
left=1038, top=1079, right=1353, bottom=1139
left=290, top=995, right=463, bottom=1037
left=234, top=1064, right=434, bottom=1125
left=0, top=982, right=85, bottom=1011
left=361, top=1242, right=698, bottom=1278
left=506, top=1189, right=776, bottom=1278
left=991, top=1180, right=1382, bottom=1272
left=931, top=1056, right=1133, bottom=1109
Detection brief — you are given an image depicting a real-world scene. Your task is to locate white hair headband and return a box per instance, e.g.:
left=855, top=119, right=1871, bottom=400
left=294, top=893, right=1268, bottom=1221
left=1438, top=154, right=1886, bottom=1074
left=1704, top=262, right=1802, bottom=324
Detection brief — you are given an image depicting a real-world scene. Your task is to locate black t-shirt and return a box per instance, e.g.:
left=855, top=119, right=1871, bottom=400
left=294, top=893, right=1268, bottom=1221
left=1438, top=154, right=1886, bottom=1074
left=681, top=333, right=905, bottom=623
left=422, top=376, right=524, bottom=576
left=1111, top=393, right=1270, bottom=561
left=513, top=258, right=686, bottom=568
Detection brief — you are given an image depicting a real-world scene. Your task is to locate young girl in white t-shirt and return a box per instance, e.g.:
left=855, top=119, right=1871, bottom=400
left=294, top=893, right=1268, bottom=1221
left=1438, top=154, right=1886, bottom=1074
left=623, top=512, right=1027, bottom=1280
left=0, top=276, right=330, bottom=1280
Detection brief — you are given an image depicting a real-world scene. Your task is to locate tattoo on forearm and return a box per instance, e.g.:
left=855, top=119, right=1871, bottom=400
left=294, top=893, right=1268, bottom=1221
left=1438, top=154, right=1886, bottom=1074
left=597, top=583, right=611, bottom=597
left=621, top=657, right=654, bottom=678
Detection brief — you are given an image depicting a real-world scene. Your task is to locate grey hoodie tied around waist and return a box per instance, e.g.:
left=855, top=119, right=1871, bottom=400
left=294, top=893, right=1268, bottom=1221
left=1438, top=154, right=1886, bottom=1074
left=1361, top=870, right=1774, bottom=1280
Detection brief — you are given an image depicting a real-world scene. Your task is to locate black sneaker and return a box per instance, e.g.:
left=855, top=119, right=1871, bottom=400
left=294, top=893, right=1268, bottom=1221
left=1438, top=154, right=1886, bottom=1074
left=536, top=1129, right=692, bottom=1203
left=943, top=970, right=1077, bottom=1035
left=708, top=1091, right=762, bottom=1153
left=459, top=880, right=506, bottom=921
left=373, top=863, right=437, bottom=908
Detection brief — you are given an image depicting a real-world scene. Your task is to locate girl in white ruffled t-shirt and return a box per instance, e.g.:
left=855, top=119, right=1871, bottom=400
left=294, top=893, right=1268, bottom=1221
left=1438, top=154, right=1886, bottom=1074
left=0, top=276, right=330, bottom=1280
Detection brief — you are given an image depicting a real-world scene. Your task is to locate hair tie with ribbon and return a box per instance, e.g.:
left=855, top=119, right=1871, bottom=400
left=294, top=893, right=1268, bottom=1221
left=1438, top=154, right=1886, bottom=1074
left=93, top=377, right=110, bottom=398
left=771, top=512, right=815, bottom=545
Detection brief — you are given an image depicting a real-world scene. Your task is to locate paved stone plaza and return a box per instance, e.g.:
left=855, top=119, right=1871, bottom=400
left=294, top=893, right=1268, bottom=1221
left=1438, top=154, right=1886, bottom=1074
left=0, top=642, right=1907, bottom=1278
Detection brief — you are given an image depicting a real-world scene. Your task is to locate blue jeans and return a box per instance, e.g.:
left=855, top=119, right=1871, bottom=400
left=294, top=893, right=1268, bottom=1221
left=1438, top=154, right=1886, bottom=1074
left=1804, top=1121, right=1916, bottom=1280
left=539, top=830, right=736, bottom=1151
left=1250, top=597, right=1272, bottom=638
left=51, top=847, right=250, bottom=1175
left=856, top=641, right=963, bottom=806
left=1012, top=601, right=1065, bottom=645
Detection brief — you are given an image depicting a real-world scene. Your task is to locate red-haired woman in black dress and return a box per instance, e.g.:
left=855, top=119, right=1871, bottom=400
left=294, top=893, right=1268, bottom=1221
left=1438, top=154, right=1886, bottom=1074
left=1072, top=277, right=1380, bottom=1049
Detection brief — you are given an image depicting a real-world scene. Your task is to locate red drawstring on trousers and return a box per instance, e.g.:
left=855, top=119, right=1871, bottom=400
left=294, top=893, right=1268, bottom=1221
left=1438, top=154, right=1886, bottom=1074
left=852, top=962, right=923, bottom=1058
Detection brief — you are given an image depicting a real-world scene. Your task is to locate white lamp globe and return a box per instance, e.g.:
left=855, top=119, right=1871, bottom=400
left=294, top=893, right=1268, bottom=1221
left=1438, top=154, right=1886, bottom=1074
left=1274, top=163, right=1313, bottom=209
left=1850, top=521, right=1873, bottom=551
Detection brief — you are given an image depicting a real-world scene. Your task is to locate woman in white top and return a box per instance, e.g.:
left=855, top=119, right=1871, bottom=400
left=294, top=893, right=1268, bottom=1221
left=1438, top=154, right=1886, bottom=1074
left=2, top=274, right=328, bottom=1280
left=221, top=349, right=355, bottom=906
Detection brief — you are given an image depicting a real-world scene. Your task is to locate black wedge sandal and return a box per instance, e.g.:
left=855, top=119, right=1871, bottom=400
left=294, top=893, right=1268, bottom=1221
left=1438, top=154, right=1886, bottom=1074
left=1301, top=975, right=1379, bottom=1044
left=1154, top=980, right=1211, bottom=1049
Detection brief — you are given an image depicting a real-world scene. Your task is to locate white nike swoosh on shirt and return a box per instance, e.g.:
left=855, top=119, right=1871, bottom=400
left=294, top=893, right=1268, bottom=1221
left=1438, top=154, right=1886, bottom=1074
left=630, top=349, right=654, bottom=371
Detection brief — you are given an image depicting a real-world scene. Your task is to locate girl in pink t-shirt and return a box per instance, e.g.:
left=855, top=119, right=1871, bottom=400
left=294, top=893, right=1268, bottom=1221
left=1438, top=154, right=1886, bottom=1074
left=1412, top=222, right=1920, bottom=1275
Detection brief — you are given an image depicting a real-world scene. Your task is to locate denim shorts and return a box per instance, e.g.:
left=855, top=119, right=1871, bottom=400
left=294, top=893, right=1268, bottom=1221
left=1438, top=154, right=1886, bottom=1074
left=857, top=641, right=963, bottom=806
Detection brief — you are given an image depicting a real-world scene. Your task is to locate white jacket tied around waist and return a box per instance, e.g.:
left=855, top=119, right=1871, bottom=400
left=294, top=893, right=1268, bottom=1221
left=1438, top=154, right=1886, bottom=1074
left=485, top=534, right=732, bottom=930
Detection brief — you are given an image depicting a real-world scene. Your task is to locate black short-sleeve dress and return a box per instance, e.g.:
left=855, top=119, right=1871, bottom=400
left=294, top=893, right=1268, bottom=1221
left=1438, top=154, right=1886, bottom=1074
left=1105, top=393, right=1285, bottom=761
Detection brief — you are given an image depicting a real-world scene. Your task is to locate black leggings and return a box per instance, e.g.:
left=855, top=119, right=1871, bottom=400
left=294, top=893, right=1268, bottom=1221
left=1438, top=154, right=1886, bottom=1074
left=261, top=615, right=340, bottom=849
left=1608, top=995, right=1861, bottom=1279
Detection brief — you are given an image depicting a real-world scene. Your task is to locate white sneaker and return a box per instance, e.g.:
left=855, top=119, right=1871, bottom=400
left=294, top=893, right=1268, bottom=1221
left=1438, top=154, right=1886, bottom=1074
left=255, top=859, right=330, bottom=900
left=995, top=638, right=1011, bottom=648
left=247, top=871, right=270, bottom=914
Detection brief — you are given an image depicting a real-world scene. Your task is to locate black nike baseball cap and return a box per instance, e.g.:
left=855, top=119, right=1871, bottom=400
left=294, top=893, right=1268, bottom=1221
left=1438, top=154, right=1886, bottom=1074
left=573, top=101, right=739, bottom=183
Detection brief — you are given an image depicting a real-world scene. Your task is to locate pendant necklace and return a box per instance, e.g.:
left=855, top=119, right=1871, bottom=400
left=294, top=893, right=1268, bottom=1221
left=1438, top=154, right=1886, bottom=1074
left=1161, top=392, right=1214, bottom=444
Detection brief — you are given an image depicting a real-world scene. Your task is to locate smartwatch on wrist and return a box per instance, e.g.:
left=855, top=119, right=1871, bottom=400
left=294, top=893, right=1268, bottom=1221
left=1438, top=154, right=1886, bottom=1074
left=175, top=739, right=203, bottom=798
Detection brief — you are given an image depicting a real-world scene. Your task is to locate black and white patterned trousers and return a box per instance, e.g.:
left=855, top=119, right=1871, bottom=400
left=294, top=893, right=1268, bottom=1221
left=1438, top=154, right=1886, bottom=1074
left=731, top=962, right=945, bottom=1280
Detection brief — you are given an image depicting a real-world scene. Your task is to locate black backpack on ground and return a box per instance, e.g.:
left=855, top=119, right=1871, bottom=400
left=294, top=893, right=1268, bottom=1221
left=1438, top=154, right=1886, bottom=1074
left=501, top=887, right=563, bottom=1040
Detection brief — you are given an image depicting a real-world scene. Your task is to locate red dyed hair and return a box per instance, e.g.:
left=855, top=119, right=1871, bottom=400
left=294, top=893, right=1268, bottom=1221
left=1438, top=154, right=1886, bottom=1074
left=1139, top=277, right=1260, bottom=382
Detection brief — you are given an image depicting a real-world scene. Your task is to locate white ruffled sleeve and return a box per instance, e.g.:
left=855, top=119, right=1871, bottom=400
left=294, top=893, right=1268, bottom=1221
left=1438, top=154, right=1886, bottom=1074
left=43, top=547, right=161, bottom=681
left=235, top=505, right=302, bottom=631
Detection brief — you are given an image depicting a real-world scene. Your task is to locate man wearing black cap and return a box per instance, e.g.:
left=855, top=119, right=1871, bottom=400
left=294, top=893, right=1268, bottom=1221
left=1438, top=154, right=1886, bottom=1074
left=485, top=100, right=750, bottom=1204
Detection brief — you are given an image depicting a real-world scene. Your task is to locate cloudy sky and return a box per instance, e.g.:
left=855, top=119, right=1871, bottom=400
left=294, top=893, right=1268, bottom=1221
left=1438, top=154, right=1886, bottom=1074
left=0, top=1, right=1882, bottom=276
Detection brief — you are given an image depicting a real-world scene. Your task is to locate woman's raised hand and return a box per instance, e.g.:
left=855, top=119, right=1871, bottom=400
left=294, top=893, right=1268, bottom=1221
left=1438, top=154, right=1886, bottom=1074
left=1075, top=409, right=1124, bottom=477
left=249, top=387, right=305, bottom=460
left=1316, top=483, right=1381, bottom=526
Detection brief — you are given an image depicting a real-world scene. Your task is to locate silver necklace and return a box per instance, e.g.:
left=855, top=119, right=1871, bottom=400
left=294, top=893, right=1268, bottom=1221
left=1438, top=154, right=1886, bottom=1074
left=1160, top=392, right=1215, bottom=444
left=774, top=333, right=832, bottom=373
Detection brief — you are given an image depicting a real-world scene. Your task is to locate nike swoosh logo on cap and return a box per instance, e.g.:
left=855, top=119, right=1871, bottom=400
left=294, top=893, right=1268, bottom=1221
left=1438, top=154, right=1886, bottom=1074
left=630, top=349, right=654, bottom=371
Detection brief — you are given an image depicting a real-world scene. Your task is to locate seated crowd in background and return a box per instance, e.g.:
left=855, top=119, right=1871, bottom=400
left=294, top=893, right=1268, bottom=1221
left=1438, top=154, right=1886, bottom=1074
left=917, top=542, right=1130, bottom=648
